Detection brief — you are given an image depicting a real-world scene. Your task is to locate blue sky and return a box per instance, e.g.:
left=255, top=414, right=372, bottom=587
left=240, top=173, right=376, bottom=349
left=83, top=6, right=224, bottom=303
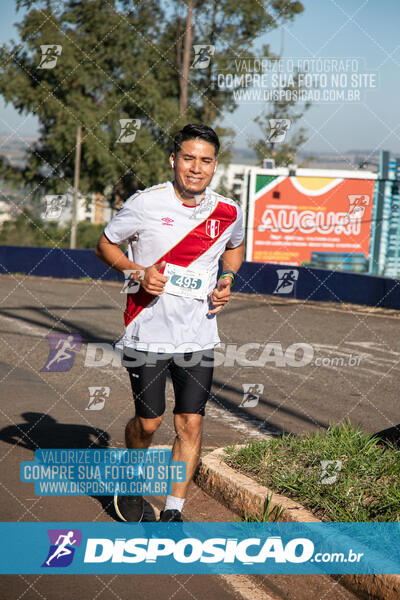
left=237, top=0, right=400, bottom=154
left=1, top=0, right=399, bottom=154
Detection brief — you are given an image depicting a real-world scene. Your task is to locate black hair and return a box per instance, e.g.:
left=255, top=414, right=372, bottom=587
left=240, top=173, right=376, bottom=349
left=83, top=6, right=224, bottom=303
left=173, top=124, right=220, bottom=157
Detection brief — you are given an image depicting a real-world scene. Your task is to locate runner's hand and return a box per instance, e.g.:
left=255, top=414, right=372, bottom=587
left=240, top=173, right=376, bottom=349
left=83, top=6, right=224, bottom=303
left=208, top=276, right=231, bottom=314
left=141, top=261, right=167, bottom=295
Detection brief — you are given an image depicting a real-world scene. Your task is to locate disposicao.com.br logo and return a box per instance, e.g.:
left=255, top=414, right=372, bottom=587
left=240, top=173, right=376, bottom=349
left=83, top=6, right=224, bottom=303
left=0, top=522, right=391, bottom=575
left=84, top=535, right=314, bottom=564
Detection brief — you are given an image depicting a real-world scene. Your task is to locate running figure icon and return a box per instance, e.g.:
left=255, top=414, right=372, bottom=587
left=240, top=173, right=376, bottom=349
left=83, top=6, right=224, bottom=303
left=38, top=45, right=62, bottom=69
left=191, top=45, right=215, bottom=69
left=274, top=269, right=299, bottom=295
left=41, top=334, right=81, bottom=372
left=45, top=531, right=77, bottom=566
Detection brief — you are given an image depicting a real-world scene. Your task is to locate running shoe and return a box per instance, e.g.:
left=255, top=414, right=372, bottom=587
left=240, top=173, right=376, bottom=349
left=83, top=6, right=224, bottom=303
left=159, top=509, right=183, bottom=522
left=114, top=493, right=144, bottom=522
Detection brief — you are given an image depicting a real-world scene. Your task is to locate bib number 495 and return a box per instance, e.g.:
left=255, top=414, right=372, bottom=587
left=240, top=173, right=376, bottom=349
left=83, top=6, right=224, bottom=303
left=171, top=275, right=201, bottom=290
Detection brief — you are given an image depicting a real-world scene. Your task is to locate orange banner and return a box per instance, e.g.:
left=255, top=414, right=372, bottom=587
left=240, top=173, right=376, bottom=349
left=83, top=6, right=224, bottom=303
left=250, top=175, right=375, bottom=265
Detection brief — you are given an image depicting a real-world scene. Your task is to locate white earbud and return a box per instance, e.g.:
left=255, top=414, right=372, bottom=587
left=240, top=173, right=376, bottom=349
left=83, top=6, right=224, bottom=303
left=213, top=165, right=217, bottom=173
left=171, top=160, right=175, bottom=169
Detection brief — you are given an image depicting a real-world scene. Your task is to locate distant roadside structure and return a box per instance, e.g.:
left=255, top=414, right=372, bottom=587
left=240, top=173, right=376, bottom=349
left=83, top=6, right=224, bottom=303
left=239, top=163, right=377, bottom=272
left=0, top=199, right=13, bottom=227
left=210, top=162, right=250, bottom=206
left=369, top=151, right=400, bottom=278
left=41, top=192, right=113, bottom=226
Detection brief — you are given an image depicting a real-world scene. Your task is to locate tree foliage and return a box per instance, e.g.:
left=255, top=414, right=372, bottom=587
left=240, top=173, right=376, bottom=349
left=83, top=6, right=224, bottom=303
left=250, top=70, right=312, bottom=167
left=1, top=0, right=305, bottom=205
left=0, top=209, right=104, bottom=248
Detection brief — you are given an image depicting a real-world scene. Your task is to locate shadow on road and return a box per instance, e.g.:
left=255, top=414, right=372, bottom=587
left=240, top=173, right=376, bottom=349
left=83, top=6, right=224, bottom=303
left=211, top=377, right=329, bottom=435
left=0, top=412, right=159, bottom=521
left=0, top=411, right=109, bottom=450
left=373, top=424, right=400, bottom=448
left=0, top=306, right=118, bottom=344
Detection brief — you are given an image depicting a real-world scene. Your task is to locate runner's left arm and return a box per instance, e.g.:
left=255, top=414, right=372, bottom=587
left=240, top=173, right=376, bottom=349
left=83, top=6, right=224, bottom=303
left=221, top=239, right=245, bottom=276
left=208, top=240, right=244, bottom=314
left=208, top=203, right=245, bottom=314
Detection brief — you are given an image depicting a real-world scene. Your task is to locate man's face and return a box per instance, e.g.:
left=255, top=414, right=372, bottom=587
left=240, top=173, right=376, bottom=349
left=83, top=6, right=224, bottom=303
left=171, top=138, right=217, bottom=196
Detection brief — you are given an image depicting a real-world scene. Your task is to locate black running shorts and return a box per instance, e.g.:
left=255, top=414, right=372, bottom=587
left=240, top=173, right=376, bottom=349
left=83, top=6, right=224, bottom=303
left=122, top=349, right=214, bottom=418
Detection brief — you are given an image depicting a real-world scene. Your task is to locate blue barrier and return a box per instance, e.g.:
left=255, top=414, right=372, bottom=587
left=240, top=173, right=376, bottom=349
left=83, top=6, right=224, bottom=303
left=0, top=245, right=123, bottom=282
left=235, top=261, right=400, bottom=310
left=1, top=245, right=400, bottom=310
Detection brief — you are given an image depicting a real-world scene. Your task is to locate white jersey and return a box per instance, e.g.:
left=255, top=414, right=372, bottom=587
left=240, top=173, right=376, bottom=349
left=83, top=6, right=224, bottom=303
left=104, top=180, right=244, bottom=352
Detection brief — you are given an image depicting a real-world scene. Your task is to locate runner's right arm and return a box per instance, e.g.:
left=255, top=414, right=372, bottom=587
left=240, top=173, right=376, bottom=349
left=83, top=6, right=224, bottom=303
left=95, top=232, right=142, bottom=275
left=95, top=233, right=167, bottom=295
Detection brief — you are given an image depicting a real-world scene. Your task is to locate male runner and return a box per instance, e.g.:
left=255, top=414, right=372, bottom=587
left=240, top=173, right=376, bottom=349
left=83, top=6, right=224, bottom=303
left=95, top=124, right=244, bottom=522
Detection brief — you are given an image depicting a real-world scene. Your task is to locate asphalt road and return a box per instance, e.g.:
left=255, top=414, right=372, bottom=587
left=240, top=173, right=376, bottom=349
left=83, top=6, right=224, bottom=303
left=2, top=273, right=395, bottom=600
left=1, top=273, right=399, bottom=444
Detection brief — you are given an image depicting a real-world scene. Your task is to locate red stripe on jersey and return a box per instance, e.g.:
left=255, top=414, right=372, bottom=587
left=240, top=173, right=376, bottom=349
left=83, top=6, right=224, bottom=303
left=124, top=201, right=237, bottom=326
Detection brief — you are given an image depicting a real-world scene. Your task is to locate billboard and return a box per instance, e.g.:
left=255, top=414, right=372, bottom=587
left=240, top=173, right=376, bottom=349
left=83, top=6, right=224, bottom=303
left=246, top=172, right=376, bottom=265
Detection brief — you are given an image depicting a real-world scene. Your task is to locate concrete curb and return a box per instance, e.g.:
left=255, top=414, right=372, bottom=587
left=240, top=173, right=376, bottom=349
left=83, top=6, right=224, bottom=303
left=194, top=447, right=400, bottom=600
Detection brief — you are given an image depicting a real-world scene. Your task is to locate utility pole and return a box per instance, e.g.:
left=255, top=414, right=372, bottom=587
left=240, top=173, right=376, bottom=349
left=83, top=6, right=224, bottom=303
left=179, top=1, right=194, bottom=115
left=70, top=124, right=82, bottom=249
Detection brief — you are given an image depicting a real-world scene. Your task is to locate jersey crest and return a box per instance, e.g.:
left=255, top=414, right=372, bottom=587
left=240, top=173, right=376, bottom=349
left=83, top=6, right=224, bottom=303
left=206, top=219, right=220, bottom=239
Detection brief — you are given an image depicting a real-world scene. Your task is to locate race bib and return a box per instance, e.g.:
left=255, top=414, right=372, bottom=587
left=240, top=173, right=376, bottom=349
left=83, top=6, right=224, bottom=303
left=164, top=263, right=211, bottom=301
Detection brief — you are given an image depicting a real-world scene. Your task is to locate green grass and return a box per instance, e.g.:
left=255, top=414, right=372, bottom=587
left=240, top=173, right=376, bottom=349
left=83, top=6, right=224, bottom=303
left=240, top=494, right=285, bottom=523
left=224, top=420, right=400, bottom=522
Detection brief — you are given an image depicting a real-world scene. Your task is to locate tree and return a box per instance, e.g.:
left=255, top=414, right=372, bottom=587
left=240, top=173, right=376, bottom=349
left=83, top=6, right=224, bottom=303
left=1, top=0, right=179, bottom=204
left=172, top=0, right=304, bottom=163
left=250, top=70, right=312, bottom=167
left=1, top=0, right=305, bottom=205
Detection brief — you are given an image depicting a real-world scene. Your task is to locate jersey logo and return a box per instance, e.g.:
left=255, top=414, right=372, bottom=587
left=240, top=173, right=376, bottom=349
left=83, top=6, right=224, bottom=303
left=206, top=219, right=220, bottom=239
left=161, top=217, right=174, bottom=226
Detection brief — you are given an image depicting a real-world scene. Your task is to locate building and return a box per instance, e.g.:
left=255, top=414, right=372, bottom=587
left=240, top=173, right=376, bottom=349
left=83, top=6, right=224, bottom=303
left=42, top=192, right=112, bottom=226
left=210, top=162, right=250, bottom=205
left=369, top=152, right=400, bottom=277
left=0, top=199, right=13, bottom=227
